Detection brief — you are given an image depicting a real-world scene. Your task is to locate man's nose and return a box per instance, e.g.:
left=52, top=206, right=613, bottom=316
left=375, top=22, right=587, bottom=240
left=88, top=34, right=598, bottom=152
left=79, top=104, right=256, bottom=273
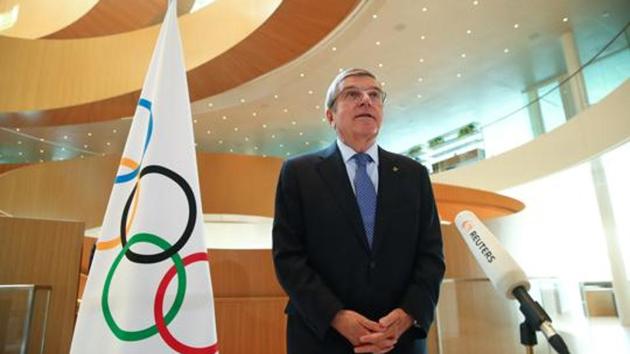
left=358, top=91, right=372, bottom=105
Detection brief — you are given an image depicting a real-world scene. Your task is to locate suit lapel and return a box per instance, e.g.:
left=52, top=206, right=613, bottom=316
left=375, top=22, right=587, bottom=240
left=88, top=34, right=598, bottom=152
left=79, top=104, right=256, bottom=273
left=372, top=148, right=402, bottom=255
left=316, top=144, right=371, bottom=253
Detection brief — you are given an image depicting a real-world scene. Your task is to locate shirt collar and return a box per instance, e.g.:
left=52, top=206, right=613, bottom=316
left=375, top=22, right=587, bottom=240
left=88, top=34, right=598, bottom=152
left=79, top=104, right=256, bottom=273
left=336, top=138, right=379, bottom=166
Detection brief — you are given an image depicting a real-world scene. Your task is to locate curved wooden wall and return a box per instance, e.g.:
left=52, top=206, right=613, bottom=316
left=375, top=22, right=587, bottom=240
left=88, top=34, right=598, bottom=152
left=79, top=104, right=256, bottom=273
left=0, top=153, right=282, bottom=228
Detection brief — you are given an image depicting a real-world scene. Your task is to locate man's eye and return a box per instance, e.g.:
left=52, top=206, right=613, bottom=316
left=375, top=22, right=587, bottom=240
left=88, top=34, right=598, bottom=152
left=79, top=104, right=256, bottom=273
left=347, top=90, right=361, bottom=99
left=368, top=91, right=380, bottom=99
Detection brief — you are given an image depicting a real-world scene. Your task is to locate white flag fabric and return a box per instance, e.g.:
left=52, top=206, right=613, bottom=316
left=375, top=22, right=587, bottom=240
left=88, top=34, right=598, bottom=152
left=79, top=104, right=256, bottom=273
left=71, top=1, right=218, bottom=353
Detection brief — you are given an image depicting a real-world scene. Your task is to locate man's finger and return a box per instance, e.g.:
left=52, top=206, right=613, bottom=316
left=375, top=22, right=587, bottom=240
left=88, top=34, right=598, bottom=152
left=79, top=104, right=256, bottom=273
left=379, top=309, right=402, bottom=328
left=359, top=317, right=384, bottom=332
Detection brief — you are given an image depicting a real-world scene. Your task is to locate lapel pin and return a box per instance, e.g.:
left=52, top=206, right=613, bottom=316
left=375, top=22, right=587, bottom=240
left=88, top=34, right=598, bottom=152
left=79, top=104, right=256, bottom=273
left=393, top=166, right=399, bottom=172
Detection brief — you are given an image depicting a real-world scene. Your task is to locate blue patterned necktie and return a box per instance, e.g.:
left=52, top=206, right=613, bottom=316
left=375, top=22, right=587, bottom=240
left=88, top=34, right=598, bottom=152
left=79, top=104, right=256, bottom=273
left=353, top=153, right=376, bottom=248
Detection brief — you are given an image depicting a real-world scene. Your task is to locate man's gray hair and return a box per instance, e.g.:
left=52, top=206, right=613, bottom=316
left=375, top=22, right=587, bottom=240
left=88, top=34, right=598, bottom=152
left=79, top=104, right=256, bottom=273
left=324, top=68, right=377, bottom=110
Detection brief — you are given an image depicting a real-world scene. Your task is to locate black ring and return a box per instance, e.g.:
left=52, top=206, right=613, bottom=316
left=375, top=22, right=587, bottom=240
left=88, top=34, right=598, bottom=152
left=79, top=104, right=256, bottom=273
left=120, top=165, right=197, bottom=264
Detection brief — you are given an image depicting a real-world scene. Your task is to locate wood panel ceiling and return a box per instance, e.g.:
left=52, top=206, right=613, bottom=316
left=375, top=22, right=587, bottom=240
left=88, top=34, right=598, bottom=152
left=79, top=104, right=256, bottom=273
left=3, top=0, right=358, bottom=127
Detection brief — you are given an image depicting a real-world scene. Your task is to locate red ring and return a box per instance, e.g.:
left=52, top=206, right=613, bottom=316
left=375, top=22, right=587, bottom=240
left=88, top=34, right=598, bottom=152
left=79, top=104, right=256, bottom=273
left=154, top=252, right=219, bottom=353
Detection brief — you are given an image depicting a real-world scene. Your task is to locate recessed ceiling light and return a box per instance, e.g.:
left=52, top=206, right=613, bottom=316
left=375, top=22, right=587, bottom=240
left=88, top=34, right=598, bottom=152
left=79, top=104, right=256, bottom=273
left=193, top=119, right=198, bottom=124
left=80, top=155, right=84, bottom=159
left=84, top=144, right=89, bottom=148
left=466, top=29, right=472, bottom=35
left=16, top=128, right=20, bottom=132
left=372, top=14, right=378, bottom=19
left=375, top=41, right=381, bottom=46
left=299, top=132, right=303, bottom=136
left=381, top=82, right=386, bottom=86
left=299, top=73, right=305, bottom=77
left=18, top=152, right=23, bottom=156
left=234, top=127, right=239, bottom=132
left=283, top=108, right=288, bottom=113
left=513, top=23, right=519, bottom=29
left=417, top=94, right=423, bottom=98
left=245, top=137, right=249, bottom=141
left=218, top=140, right=223, bottom=144
left=17, top=140, right=22, bottom=144
left=562, top=17, right=568, bottom=22
left=339, top=68, right=344, bottom=73
left=417, top=77, right=424, bottom=82
left=39, top=149, right=44, bottom=154
left=279, top=144, right=284, bottom=148
left=332, top=47, right=337, bottom=51
left=64, top=135, right=68, bottom=139
left=456, top=73, right=462, bottom=78
left=106, top=142, right=111, bottom=146
left=112, top=129, right=117, bottom=134
left=421, top=7, right=428, bottom=12
left=419, top=58, right=425, bottom=63
left=322, top=118, right=327, bottom=122
left=229, top=149, right=234, bottom=153
left=308, top=90, right=313, bottom=95
left=254, top=146, right=259, bottom=150
left=461, top=53, right=467, bottom=58
left=315, top=105, right=320, bottom=110
left=291, top=121, right=297, bottom=125
left=61, top=147, right=66, bottom=151
left=222, top=115, right=227, bottom=120
left=378, top=63, right=383, bottom=68
left=420, top=35, right=426, bottom=40
left=207, top=102, right=213, bottom=107
left=39, top=138, right=44, bottom=142
left=286, top=152, right=290, bottom=156
left=240, top=98, right=245, bottom=103
left=504, top=48, right=510, bottom=53
left=252, top=112, right=257, bottom=117
left=274, top=94, right=279, bottom=99
left=262, top=124, right=267, bottom=128
left=305, top=141, right=310, bottom=145
left=40, top=159, right=44, bottom=163
left=206, top=130, right=211, bottom=134
left=88, top=132, right=92, bottom=136
left=262, top=154, right=267, bottom=158
left=473, top=0, right=479, bottom=5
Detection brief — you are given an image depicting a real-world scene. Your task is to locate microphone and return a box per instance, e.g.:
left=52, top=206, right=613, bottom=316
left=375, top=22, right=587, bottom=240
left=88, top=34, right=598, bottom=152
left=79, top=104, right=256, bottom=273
left=454, top=210, right=570, bottom=354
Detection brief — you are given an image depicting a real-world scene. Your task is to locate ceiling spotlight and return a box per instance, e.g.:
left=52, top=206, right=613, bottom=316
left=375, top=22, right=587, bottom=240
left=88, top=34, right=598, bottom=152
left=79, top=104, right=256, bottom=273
left=207, top=130, right=211, bottom=134
left=417, top=77, right=424, bottom=82
left=18, top=152, right=23, bottom=156
left=504, top=48, right=510, bottom=53
left=299, top=132, right=303, bottom=136
left=473, top=0, right=479, bottom=5
left=207, top=102, right=213, bottom=107
left=279, top=144, right=284, bottom=148
left=218, top=140, right=223, bottom=144
left=16, top=128, right=20, bottom=132
left=64, top=135, right=68, bottom=139
left=39, top=149, right=44, bottom=154
left=332, top=47, right=337, bottom=51
left=262, top=124, right=267, bottom=128
left=193, top=119, right=198, bottom=124
left=274, top=94, right=279, bottom=99
left=372, top=14, right=378, bottom=19
left=39, top=138, right=44, bottom=142
left=456, top=73, right=462, bottom=78
left=222, top=115, right=227, bottom=120
left=283, top=108, right=288, bottom=113
left=461, top=53, right=467, bottom=58
left=286, top=152, right=291, bottom=156
left=234, top=127, right=239, bottom=132
left=378, top=63, right=383, bottom=68
left=315, top=105, right=320, bottom=109
left=106, top=142, right=111, bottom=146
left=252, top=112, right=257, bottom=116
left=291, top=121, right=297, bottom=125
left=229, top=149, right=234, bottom=153
left=513, top=23, right=519, bottom=29
left=305, top=141, right=310, bottom=145
left=112, top=129, right=117, bottom=134
left=87, top=132, right=92, bottom=136
left=240, top=98, right=245, bottom=103
left=417, top=94, right=423, bottom=98
left=254, top=146, right=259, bottom=150
left=421, top=7, right=428, bottom=12
left=17, top=140, right=22, bottom=144
left=419, top=58, right=425, bottom=63
left=245, top=137, right=249, bottom=141
left=271, top=134, right=276, bottom=139
left=84, top=144, right=89, bottom=148
left=308, top=90, right=313, bottom=95
left=466, top=29, right=472, bottom=35
left=420, top=35, right=426, bottom=40
left=562, top=17, right=568, bottom=22
left=299, top=73, right=305, bottom=77
left=381, top=82, right=386, bottom=86
left=375, top=41, right=381, bottom=46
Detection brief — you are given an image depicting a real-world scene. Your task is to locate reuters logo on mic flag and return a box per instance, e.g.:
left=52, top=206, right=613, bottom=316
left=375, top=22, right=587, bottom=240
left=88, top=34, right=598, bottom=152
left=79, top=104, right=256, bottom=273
left=462, top=220, right=473, bottom=233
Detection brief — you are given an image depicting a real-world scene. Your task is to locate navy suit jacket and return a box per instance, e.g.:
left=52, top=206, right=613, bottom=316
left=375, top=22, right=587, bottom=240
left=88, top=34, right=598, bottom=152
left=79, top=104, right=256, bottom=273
left=272, top=143, right=445, bottom=353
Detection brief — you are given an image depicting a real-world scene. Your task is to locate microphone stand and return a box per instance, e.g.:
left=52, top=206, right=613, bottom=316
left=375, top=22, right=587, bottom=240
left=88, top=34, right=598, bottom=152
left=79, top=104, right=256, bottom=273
left=512, top=286, right=570, bottom=354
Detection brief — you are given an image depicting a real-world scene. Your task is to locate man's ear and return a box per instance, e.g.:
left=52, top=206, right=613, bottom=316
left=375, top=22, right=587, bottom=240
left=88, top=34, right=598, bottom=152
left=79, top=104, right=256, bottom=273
left=325, top=109, right=335, bottom=128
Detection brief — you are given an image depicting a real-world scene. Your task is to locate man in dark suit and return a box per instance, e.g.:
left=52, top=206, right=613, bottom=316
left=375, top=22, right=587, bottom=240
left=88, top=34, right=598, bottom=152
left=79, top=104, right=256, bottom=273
left=272, top=68, right=445, bottom=354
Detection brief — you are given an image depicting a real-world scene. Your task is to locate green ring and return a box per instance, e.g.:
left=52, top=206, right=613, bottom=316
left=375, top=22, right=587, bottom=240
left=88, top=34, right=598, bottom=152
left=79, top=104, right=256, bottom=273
left=101, top=233, right=187, bottom=341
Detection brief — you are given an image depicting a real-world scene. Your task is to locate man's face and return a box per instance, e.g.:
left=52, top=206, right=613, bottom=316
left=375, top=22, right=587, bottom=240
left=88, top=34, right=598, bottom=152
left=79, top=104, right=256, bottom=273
left=326, top=75, right=384, bottom=143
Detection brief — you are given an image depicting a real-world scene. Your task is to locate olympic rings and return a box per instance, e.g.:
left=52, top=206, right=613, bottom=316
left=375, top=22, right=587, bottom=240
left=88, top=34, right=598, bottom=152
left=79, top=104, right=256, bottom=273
left=154, top=252, right=219, bottom=353
left=102, top=232, right=186, bottom=341
left=120, top=165, right=196, bottom=264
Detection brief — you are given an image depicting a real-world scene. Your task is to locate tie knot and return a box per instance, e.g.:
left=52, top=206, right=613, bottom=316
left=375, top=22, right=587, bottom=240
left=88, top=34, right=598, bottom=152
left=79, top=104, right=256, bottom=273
left=353, top=153, right=372, bottom=167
